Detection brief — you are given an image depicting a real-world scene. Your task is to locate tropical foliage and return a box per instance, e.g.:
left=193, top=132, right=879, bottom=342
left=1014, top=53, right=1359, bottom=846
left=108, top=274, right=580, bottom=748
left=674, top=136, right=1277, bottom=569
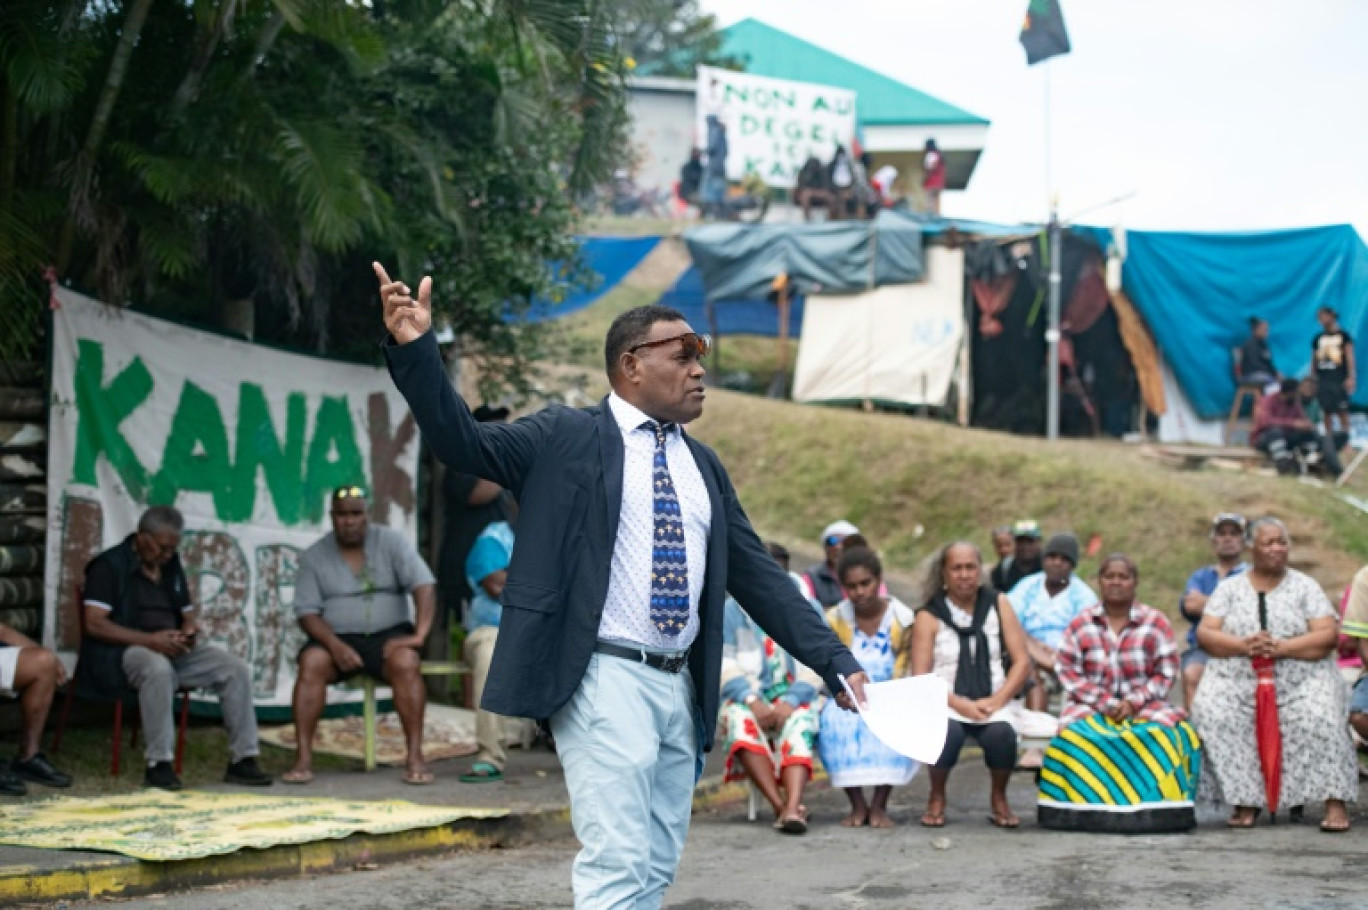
left=0, top=0, right=633, bottom=385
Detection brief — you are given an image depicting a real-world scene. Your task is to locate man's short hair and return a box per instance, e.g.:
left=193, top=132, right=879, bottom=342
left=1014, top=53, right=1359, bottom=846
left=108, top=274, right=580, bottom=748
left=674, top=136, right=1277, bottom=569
left=138, top=505, right=184, bottom=536
left=604, top=305, right=687, bottom=378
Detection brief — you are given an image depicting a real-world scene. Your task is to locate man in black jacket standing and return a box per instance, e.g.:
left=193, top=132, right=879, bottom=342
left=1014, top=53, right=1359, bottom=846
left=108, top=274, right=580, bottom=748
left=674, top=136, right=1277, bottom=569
left=375, top=263, right=867, bottom=909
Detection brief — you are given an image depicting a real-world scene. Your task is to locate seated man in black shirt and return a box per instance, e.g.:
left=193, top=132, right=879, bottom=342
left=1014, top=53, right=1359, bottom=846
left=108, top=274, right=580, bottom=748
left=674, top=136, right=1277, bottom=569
left=0, top=622, right=72, bottom=795
left=82, top=506, right=269, bottom=790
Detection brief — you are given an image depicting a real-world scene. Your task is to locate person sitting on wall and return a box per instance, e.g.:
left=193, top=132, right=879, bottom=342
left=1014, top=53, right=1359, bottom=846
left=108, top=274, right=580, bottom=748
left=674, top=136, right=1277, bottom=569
left=82, top=506, right=269, bottom=791
left=285, top=486, right=438, bottom=785
left=0, top=622, right=72, bottom=795
left=794, top=156, right=831, bottom=222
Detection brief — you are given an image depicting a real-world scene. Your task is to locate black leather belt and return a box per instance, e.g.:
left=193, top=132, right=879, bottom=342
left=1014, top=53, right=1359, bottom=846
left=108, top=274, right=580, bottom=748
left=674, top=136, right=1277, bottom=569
left=595, top=642, right=690, bottom=674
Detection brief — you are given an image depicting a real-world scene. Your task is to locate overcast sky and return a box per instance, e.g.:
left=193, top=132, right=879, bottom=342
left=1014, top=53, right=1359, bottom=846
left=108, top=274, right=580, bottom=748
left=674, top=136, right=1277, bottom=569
left=700, top=0, right=1368, bottom=236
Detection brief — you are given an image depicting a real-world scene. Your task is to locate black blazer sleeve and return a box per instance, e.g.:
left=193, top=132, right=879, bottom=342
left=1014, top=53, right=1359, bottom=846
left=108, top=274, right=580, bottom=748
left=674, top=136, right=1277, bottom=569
left=713, top=459, right=863, bottom=694
left=384, top=331, right=548, bottom=492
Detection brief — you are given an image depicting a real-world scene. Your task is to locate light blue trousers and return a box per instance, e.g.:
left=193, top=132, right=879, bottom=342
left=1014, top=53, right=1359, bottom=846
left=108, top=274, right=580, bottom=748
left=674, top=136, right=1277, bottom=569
left=550, top=652, right=698, bottom=910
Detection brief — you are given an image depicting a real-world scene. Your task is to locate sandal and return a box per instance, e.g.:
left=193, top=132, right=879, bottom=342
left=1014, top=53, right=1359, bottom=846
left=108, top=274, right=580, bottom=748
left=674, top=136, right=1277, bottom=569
left=920, top=809, right=946, bottom=828
left=988, top=812, right=1020, bottom=829
left=777, top=807, right=809, bottom=835
left=280, top=769, right=313, bottom=785
left=459, top=761, right=503, bottom=783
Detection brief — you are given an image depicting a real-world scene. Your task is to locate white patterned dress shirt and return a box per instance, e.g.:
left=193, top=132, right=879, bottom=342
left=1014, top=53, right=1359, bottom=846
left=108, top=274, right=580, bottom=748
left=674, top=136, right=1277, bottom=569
left=598, top=393, right=712, bottom=650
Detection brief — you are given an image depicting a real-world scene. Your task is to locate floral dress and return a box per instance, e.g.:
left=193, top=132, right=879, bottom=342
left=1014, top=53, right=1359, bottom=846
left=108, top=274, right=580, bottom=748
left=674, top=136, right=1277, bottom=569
left=817, top=599, right=919, bottom=789
left=1191, top=570, right=1358, bottom=808
left=719, top=599, right=820, bottom=783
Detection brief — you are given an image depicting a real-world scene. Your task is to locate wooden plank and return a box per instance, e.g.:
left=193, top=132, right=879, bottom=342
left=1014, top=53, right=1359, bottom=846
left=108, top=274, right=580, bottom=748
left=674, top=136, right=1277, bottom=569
left=0, top=515, right=43, bottom=544
left=0, top=545, right=43, bottom=576
left=0, top=576, right=42, bottom=609
left=0, top=422, right=45, bottom=453
left=0, top=454, right=44, bottom=482
left=0, top=387, right=43, bottom=420
left=0, top=484, right=46, bottom=514
left=0, top=608, right=40, bottom=635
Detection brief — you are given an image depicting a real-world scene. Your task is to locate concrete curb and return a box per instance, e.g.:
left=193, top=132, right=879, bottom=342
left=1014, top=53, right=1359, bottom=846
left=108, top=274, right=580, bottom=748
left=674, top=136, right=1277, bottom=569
left=0, top=774, right=748, bottom=905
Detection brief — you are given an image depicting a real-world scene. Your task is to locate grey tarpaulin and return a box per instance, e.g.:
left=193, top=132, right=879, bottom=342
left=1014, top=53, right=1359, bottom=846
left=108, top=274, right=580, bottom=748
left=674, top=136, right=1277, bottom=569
left=684, top=210, right=925, bottom=303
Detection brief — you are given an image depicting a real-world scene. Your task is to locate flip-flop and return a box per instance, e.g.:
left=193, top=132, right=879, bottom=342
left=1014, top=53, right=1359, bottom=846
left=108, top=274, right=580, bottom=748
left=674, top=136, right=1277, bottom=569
left=988, top=813, right=1020, bottom=829
left=459, top=762, right=503, bottom=783
left=778, top=808, right=809, bottom=835
left=920, top=811, right=946, bottom=828
left=280, top=770, right=313, bottom=785
left=1320, top=820, right=1351, bottom=833
left=403, top=768, right=436, bottom=785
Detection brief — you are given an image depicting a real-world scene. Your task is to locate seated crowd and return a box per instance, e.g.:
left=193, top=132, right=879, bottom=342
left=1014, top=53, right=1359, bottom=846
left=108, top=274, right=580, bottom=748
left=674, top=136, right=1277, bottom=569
left=722, top=514, right=1364, bottom=835
left=3, top=496, right=1361, bottom=842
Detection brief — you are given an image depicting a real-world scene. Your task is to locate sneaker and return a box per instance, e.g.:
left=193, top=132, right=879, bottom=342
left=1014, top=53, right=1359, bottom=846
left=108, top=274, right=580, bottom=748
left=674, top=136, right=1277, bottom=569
left=0, top=767, right=26, bottom=797
left=144, top=761, right=183, bottom=791
left=11, top=753, right=72, bottom=788
left=223, top=757, right=272, bottom=786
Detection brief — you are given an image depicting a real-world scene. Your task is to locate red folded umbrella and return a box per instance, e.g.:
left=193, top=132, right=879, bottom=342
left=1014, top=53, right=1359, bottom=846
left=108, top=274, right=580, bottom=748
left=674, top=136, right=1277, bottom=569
left=1254, top=592, right=1282, bottom=814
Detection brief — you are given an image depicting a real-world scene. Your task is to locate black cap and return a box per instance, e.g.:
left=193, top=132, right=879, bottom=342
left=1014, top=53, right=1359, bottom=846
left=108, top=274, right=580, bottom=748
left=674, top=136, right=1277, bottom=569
left=1044, top=533, right=1079, bottom=566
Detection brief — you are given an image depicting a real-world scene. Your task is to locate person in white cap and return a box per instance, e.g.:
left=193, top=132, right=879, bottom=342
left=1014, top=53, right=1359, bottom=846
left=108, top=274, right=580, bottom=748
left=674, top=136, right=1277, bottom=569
left=802, top=520, right=860, bottom=608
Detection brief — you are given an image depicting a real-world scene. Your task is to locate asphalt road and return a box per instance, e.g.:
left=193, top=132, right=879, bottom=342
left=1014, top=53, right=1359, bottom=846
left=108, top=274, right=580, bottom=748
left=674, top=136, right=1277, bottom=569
left=74, top=766, right=1368, bottom=910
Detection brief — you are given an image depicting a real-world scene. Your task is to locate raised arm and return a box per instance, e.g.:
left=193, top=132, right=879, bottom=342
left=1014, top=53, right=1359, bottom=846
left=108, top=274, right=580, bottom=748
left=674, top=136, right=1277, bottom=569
left=375, top=262, right=546, bottom=490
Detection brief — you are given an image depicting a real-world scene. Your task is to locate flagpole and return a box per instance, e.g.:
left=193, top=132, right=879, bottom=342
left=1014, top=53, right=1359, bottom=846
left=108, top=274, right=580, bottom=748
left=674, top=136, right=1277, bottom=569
left=1044, top=59, right=1061, bottom=441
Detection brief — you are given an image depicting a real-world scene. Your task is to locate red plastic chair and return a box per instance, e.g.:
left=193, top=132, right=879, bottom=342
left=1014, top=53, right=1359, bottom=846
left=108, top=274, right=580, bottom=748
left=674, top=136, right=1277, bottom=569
left=50, top=586, right=192, bottom=776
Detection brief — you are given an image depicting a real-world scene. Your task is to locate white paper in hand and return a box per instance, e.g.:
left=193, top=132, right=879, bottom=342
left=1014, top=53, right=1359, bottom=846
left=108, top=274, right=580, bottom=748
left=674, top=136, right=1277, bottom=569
left=840, top=673, right=949, bottom=764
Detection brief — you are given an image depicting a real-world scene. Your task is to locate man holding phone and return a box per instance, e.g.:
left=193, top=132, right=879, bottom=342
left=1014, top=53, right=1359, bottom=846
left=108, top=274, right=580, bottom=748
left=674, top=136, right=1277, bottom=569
left=82, top=506, right=269, bottom=790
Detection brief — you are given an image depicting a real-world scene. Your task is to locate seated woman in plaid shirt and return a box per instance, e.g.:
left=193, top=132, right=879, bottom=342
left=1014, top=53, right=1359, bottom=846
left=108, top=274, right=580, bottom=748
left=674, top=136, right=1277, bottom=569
left=1038, top=554, right=1202, bottom=833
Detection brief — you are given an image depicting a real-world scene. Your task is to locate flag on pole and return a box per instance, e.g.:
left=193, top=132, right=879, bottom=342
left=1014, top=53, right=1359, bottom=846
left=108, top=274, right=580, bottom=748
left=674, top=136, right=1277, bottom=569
left=1020, top=0, right=1071, bottom=65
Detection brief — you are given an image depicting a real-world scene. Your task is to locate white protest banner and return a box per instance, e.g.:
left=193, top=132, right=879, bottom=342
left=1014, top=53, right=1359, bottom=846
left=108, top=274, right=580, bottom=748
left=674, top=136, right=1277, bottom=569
left=696, top=65, right=857, bottom=189
left=44, top=288, right=420, bottom=718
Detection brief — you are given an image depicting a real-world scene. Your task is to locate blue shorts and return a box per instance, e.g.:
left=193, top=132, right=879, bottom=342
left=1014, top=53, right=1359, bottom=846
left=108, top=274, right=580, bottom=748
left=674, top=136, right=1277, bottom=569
left=1180, top=646, right=1209, bottom=671
left=1350, top=676, right=1368, bottom=715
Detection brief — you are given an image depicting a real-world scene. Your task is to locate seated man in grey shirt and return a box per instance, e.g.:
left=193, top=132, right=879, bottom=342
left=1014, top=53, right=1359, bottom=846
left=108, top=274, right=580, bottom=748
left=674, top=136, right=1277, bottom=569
left=284, top=486, right=437, bottom=785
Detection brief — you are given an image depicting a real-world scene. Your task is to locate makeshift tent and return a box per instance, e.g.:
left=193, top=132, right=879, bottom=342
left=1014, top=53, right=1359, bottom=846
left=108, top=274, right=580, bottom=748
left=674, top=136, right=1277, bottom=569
left=522, top=236, right=661, bottom=323
left=793, top=246, right=965, bottom=408
left=1082, top=224, right=1368, bottom=419
left=967, top=230, right=1148, bottom=437
left=684, top=211, right=924, bottom=302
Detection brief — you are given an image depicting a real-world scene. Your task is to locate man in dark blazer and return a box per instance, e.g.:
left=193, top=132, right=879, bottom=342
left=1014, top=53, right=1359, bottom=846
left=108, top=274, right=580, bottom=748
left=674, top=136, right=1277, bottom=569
left=375, top=263, right=868, bottom=909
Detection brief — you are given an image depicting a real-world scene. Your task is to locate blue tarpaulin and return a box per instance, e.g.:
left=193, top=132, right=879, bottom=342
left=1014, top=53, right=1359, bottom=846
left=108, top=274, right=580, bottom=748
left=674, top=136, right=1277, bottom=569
left=658, top=267, right=806, bottom=338
left=1090, top=225, right=1368, bottom=419
left=522, top=236, right=661, bottom=323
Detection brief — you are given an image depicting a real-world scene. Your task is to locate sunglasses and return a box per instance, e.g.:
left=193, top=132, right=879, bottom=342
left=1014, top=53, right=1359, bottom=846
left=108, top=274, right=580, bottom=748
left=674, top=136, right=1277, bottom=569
left=333, top=485, right=367, bottom=501
left=824, top=535, right=845, bottom=547
left=628, top=332, right=711, bottom=360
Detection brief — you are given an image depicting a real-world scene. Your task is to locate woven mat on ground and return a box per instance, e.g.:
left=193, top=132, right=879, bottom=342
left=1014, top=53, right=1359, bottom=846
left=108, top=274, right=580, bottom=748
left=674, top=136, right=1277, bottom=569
left=259, top=704, right=480, bottom=766
left=0, top=790, right=507, bottom=861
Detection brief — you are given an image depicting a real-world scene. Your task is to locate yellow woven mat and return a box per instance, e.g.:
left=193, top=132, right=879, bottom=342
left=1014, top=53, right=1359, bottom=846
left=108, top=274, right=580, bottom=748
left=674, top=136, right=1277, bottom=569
left=0, top=790, right=506, bottom=861
left=259, top=704, right=479, bottom=766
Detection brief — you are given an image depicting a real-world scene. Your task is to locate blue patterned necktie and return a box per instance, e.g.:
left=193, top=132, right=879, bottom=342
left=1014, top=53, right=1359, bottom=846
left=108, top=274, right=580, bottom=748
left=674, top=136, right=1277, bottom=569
left=645, top=421, right=689, bottom=637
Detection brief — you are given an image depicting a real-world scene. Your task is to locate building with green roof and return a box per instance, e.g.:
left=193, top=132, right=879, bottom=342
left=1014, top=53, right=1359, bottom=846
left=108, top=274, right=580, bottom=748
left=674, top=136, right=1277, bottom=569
left=625, top=18, right=989, bottom=203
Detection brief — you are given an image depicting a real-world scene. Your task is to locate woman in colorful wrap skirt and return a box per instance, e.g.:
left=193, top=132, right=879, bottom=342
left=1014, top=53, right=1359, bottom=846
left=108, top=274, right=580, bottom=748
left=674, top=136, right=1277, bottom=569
left=1039, top=554, right=1202, bottom=833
